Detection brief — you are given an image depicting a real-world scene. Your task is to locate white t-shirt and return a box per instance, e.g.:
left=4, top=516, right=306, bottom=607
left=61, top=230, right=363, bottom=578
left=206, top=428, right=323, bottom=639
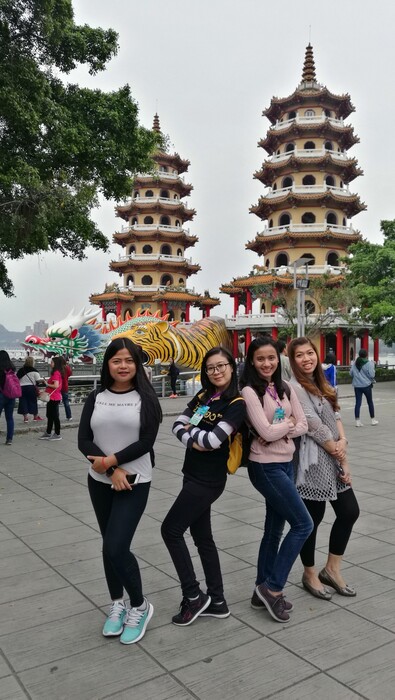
left=88, top=389, right=152, bottom=484
left=19, top=370, right=41, bottom=387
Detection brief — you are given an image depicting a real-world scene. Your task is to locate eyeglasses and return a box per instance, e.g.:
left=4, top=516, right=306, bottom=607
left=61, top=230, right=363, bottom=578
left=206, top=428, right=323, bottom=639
left=205, top=363, right=230, bottom=376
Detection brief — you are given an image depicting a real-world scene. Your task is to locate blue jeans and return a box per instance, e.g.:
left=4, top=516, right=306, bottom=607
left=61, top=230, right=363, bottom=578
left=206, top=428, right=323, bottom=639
left=0, top=393, right=15, bottom=442
left=354, top=386, right=375, bottom=419
left=248, top=461, right=313, bottom=592
left=61, top=391, right=72, bottom=419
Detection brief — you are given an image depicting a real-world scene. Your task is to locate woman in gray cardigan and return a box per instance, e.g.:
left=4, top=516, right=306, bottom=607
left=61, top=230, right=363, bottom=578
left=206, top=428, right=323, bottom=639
left=350, top=349, right=378, bottom=427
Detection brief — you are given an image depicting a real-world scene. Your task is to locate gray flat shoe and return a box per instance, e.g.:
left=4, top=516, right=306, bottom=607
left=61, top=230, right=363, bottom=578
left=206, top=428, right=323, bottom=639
left=318, top=568, right=356, bottom=597
left=302, top=576, right=332, bottom=600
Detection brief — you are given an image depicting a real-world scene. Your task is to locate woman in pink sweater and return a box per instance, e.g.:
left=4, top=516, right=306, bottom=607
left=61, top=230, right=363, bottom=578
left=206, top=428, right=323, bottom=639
left=240, top=337, right=312, bottom=622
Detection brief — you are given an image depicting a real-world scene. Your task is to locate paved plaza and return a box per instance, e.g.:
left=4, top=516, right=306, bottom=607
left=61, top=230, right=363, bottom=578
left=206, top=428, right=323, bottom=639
left=0, top=383, right=395, bottom=699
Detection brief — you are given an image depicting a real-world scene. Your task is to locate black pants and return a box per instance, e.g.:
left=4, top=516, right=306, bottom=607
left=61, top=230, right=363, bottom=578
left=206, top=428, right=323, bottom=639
left=170, top=377, right=177, bottom=394
left=161, top=476, right=225, bottom=603
left=46, top=400, right=60, bottom=435
left=300, top=488, right=360, bottom=567
left=88, top=475, right=150, bottom=606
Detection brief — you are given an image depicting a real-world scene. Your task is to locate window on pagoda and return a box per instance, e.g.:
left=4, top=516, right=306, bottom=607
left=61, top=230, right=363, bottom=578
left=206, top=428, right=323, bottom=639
left=168, top=309, right=175, bottom=321
left=272, top=183, right=277, bottom=191
left=175, top=219, right=181, bottom=227
left=265, top=258, right=270, bottom=268
left=145, top=190, right=154, bottom=197
left=142, top=244, right=153, bottom=254
left=305, top=300, right=316, bottom=314
left=279, top=213, right=291, bottom=226
left=131, top=217, right=138, bottom=225
left=275, top=252, right=289, bottom=267
left=285, top=143, right=295, bottom=152
left=173, top=194, right=179, bottom=199
left=342, top=217, right=347, bottom=226
left=324, top=141, right=333, bottom=151
left=128, top=245, right=136, bottom=255
left=301, top=253, right=315, bottom=265
left=161, top=274, right=173, bottom=286
left=304, top=109, right=315, bottom=117
left=177, top=248, right=183, bottom=256
left=178, top=278, right=184, bottom=284
left=282, top=177, right=293, bottom=189
left=181, top=312, right=186, bottom=321
left=134, top=191, right=139, bottom=198
left=159, top=165, right=168, bottom=172
left=142, top=275, right=153, bottom=285
left=143, top=216, right=154, bottom=224
left=261, top=302, right=266, bottom=312
left=161, top=244, right=171, bottom=255
left=301, top=212, right=316, bottom=224
left=326, top=212, right=338, bottom=225
left=325, top=176, right=335, bottom=187
left=160, top=190, right=169, bottom=198
left=327, top=252, right=339, bottom=266
left=304, top=141, right=315, bottom=150
left=126, top=275, right=134, bottom=286
left=302, top=175, right=316, bottom=185
left=288, top=111, right=296, bottom=120
left=269, top=218, right=273, bottom=228
left=160, top=215, right=171, bottom=225
left=324, top=109, right=332, bottom=117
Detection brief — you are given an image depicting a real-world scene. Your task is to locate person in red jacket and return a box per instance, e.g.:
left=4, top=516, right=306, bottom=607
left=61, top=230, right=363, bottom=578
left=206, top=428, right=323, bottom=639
left=61, top=356, right=73, bottom=421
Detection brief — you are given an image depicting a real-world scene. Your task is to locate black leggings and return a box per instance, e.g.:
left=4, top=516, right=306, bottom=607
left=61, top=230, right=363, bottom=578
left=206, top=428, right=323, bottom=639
left=88, top=475, right=150, bottom=606
left=46, top=400, right=60, bottom=435
left=161, top=477, right=225, bottom=603
left=300, top=488, right=360, bottom=567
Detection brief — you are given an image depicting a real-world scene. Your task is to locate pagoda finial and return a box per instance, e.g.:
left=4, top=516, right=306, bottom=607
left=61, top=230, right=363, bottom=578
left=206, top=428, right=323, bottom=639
left=152, top=113, right=161, bottom=132
left=301, top=43, right=316, bottom=82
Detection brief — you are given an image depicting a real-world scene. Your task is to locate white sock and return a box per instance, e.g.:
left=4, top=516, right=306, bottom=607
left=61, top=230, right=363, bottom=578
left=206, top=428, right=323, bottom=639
left=188, top=595, right=199, bottom=601
left=136, top=598, right=147, bottom=611
left=113, top=598, right=125, bottom=606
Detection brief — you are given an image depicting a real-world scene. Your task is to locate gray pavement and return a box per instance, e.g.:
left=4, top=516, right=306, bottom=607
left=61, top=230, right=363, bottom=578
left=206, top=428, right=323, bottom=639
left=0, top=384, right=395, bottom=699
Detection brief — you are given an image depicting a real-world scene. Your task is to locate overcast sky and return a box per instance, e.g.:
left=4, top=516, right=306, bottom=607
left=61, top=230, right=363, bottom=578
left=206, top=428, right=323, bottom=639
left=2, top=0, right=395, bottom=330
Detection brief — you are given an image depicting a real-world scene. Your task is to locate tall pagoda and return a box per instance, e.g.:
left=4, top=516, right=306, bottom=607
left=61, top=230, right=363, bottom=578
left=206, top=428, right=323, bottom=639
left=221, top=44, right=371, bottom=362
left=91, top=114, right=219, bottom=322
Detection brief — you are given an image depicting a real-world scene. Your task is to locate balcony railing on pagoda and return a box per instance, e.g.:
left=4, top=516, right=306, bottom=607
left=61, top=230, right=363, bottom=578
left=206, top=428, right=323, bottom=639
left=258, top=223, right=355, bottom=237
left=120, top=224, right=191, bottom=235
left=269, top=148, right=349, bottom=163
left=118, top=284, right=197, bottom=293
left=136, top=171, right=185, bottom=181
left=270, top=115, right=345, bottom=131
left=265, top=184, right=351, bottom=199
left=127, top=196, right=189, bottom=205
left=266, top=264, right=344, bottom=276
left=117, top=253, right=192, bottom=263
left=224, top=310, right=352, bottom=331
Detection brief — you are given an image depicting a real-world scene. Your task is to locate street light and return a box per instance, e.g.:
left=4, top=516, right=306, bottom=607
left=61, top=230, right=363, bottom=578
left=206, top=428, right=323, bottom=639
left=293, top=257, right=311, bottom=337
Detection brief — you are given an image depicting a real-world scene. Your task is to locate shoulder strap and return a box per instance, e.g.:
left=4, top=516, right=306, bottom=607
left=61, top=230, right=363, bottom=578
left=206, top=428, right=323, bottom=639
left=282, top=381, right=291, bottom=400
left=229, top=396, right=245, bottom=406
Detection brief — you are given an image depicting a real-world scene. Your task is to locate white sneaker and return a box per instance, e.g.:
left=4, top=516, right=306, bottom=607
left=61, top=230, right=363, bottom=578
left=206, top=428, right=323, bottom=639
left=49, top=434, right=62, bottom=440
left=371, top=419, right=379, bottom=425
left=355, top=420, right=363, bottom=427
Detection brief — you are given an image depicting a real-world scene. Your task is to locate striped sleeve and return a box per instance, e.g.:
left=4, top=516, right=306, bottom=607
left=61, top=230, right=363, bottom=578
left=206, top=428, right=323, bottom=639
left=172, top=407, right=194, bottom=449
left=189, top=421, right=235, bottom=449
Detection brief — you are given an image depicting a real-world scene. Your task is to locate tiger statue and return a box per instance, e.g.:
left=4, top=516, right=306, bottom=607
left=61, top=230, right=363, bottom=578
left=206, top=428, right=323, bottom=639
left=111, top=316, right=232, bottom=370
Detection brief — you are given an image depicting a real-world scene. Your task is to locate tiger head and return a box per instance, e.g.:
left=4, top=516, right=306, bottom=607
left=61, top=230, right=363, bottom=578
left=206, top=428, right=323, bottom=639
left=113, top=321, right=181, bottom=365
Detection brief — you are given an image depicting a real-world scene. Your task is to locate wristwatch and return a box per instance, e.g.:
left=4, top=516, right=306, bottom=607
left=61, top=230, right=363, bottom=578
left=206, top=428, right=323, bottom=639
left=106, top=466, right=116, bottom=477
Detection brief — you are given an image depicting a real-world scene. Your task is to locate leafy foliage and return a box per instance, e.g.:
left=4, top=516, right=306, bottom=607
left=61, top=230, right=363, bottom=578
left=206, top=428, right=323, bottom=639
left=0, top=0, right=160, bottom=295
left=346, top=220, right=395, bottom=343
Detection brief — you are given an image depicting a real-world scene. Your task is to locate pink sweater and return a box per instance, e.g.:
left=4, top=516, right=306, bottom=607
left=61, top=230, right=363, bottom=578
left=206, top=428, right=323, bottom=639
left=241, top=385, right=308, bottom=463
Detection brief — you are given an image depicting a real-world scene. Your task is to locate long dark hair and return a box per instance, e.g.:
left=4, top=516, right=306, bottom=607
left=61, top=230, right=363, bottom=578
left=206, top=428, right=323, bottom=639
left=100, top=337, right=162, bottom=427
left=288, top=337, right=338, bottom=410
left=240, top=336, right=284, bottom=398
left=0, top=350, right=15, bottom=388
left=51, top=356, right=65, bottom=377
left=200, top=346, right=239, bottom=401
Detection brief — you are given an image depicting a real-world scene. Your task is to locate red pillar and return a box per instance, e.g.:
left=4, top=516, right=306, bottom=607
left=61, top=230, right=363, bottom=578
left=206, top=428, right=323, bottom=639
left=272, top=327, right=278, bottom=340
left=101, top=305, right=106, bottom=321
left=205, top=305, right=211, bottom=317
left=320, top=334, right=326, bottom=362
left=116, top=301, right=122, bottom=317
left=246, top=289, right=252, bottom=314
left=233, top=294, right=240, bottom=315
left=233, top=331, right=239, bottom=358
left=161, top=300, right=168, bottom=316
left=361, top=330, right=369, bottom=351
left=245, top=328, right=252, bottom=353
left=336, top=328, right=343, bottom=365
left=373, top=338, right=379, bottom=363
left=345, top=336, right=350, bottom=365
left=185, top=303, right=190, bottom=322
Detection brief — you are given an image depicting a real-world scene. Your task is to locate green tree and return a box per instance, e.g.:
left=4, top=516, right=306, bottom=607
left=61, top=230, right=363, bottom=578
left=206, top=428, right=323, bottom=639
left=346, top=220, right=395, bottom=343
left=0, top=0, right=160, bottom=296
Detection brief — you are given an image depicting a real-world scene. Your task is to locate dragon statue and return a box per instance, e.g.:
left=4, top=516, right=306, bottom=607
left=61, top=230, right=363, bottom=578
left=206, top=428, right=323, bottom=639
left=22, top=308, right=232, bottom=370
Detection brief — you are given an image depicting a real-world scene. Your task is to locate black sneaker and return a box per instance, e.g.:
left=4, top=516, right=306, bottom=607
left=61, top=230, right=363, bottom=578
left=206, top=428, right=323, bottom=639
left=172, top=592, right=211, bottom=626
left=251, top=589, right=293, bottom=612
left=200, top=600, right=230, bottom=618
left=255, top=584, right=290, bottom=623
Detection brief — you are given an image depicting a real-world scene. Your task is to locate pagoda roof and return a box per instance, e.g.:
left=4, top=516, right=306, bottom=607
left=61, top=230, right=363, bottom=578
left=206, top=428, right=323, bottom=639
left=254, top=153, right=363, bottom=185
left=90, top=291, right=134, bottom=304
left=152, top=289, right=202, bottom=302
left=113, top=228, right=198, bottom=249
left=220, top=270, right=343, bottom=292
left=153, top=151, right=190, bottom=175
left=133, top=173, right=193, bottom=198
left=116, top=199, right=196, bottom=223
left=260, top=121, right=359, bottom=154
left=250, top=190, right=366, bottom=220
left=109, top=258, right=201, bottom=276
left=246, top=228, right=361, bottom=254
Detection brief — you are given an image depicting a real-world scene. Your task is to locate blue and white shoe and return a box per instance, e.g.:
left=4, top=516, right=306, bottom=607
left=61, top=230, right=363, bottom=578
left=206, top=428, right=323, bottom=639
left=102, top=600, right=126, bottom=637
left=120, top=599, right=153, bottom=644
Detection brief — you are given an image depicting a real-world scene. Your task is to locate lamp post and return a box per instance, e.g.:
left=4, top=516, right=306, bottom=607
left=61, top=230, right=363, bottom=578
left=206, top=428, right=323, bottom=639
left=293, top=257, right=311, bottom=337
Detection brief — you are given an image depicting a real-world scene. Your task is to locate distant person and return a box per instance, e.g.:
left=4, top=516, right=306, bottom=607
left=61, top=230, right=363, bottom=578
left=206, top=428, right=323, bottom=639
left=322, top=352, right=337, bottom=389
left=168, top=358, right=180, bottom=398
left=60, top=356, right=73, bottom=421
left=0, top=350, right=19, bottom=445
left=39, top=357, right=64, bottom=440
left=276, top=339, right=292, bottom=381
left=17, top=356, right=43, bottom=422
left=350, top=349, right=378, bottom=427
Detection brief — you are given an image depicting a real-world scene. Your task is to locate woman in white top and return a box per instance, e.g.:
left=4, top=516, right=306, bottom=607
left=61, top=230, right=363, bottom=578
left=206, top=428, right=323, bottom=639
left=78, top=338, right=162, bottom=645
left=17, top=356, right=43, bottom=422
